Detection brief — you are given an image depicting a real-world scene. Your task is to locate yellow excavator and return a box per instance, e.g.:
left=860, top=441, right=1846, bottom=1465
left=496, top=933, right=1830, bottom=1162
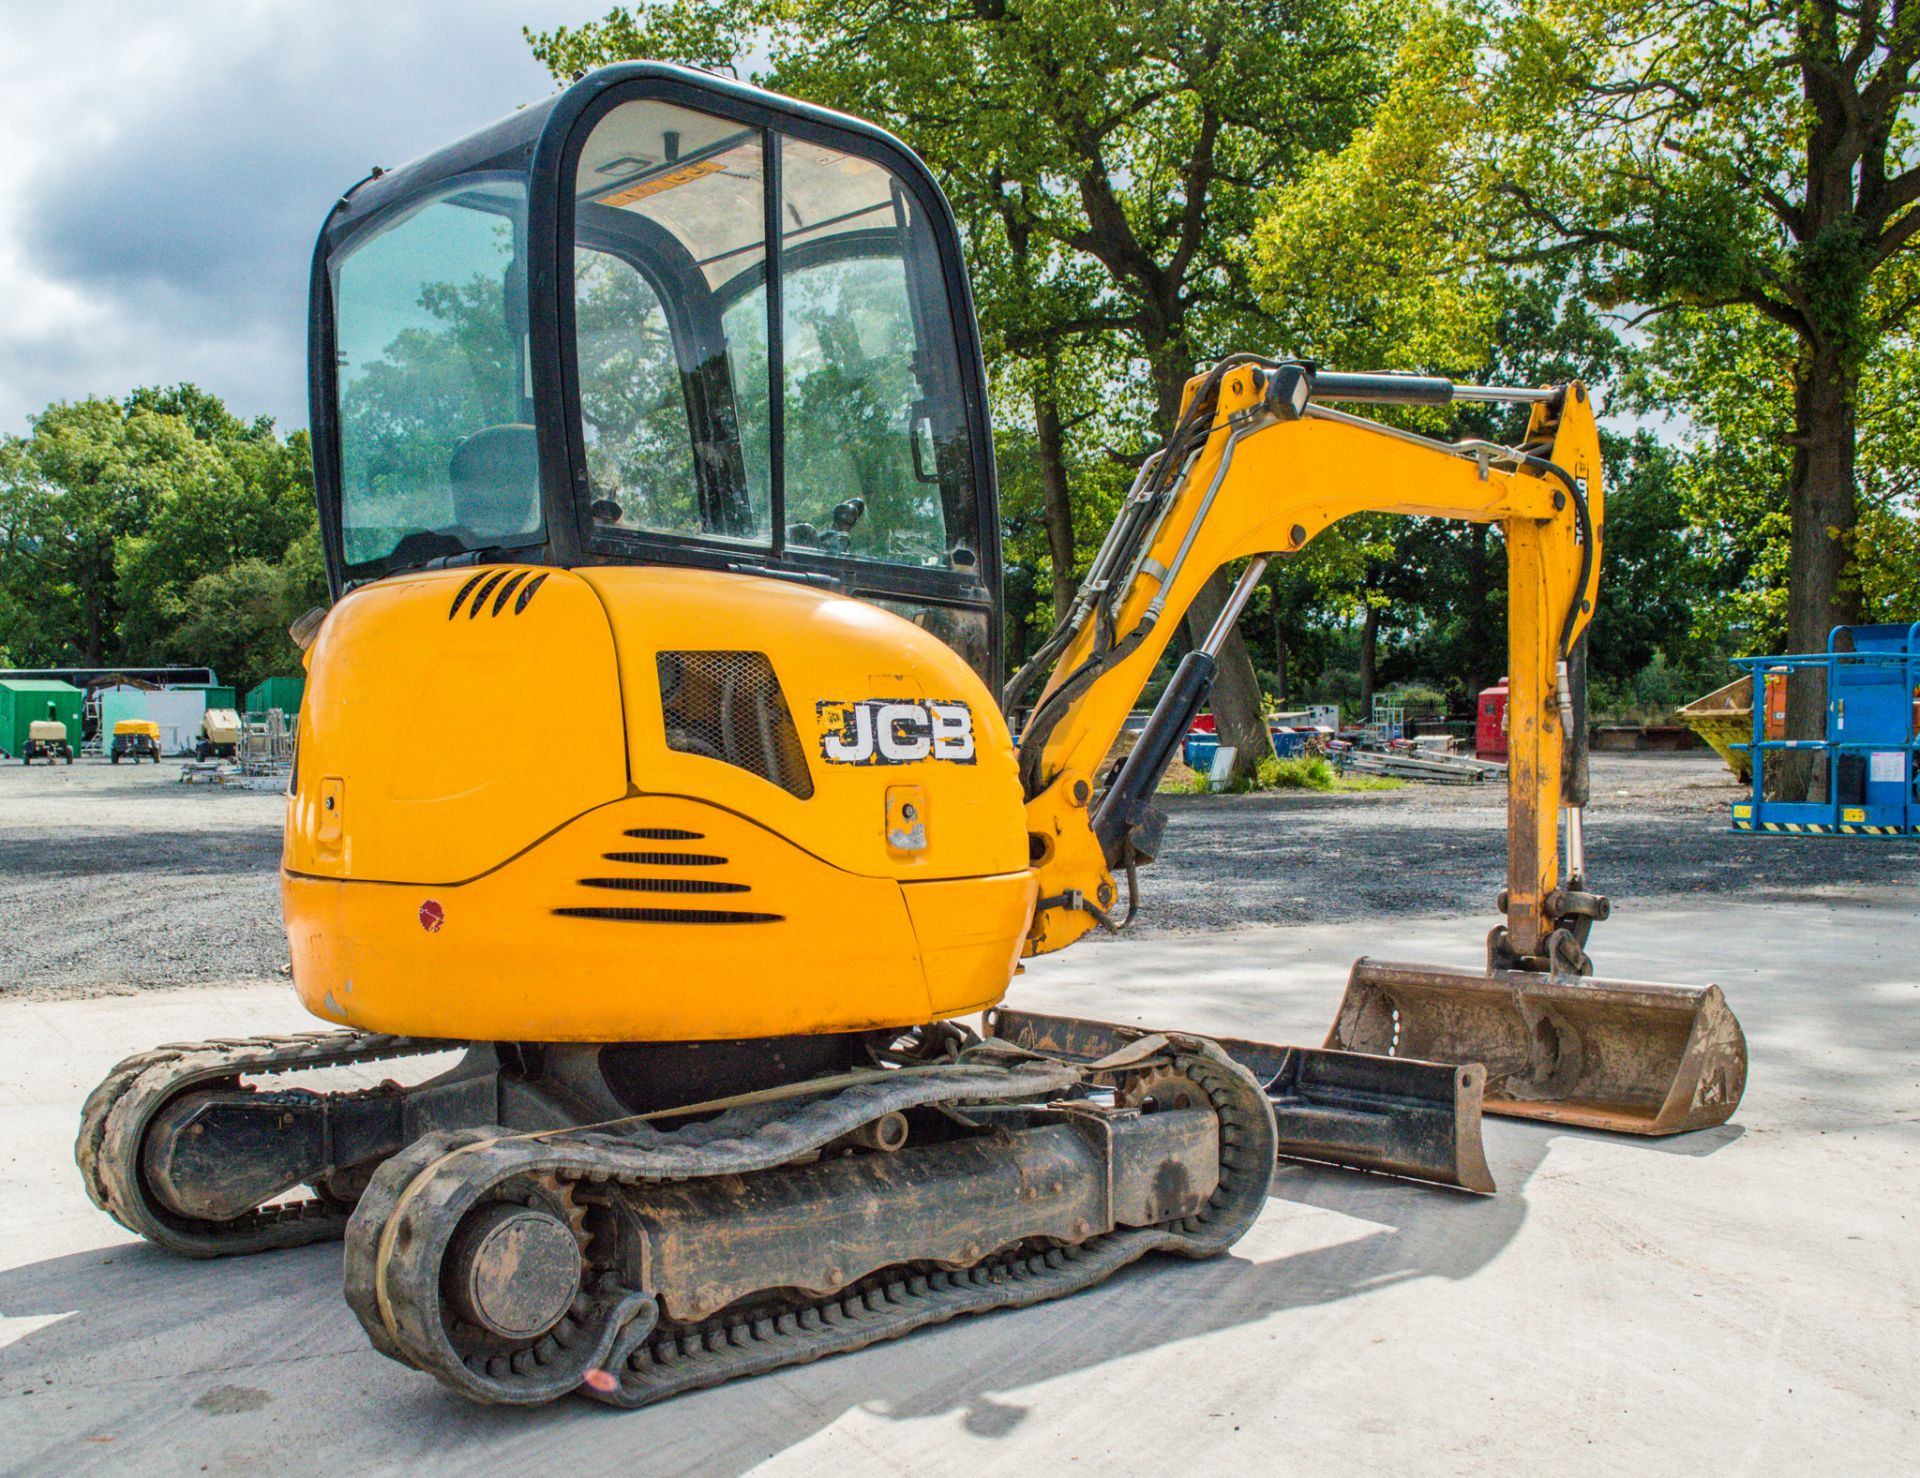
left=76, top=63, right=1746, bottom=1408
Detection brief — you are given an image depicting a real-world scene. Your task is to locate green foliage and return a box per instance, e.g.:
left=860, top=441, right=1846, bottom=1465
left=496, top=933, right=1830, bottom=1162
left=1630, top=302, right=1920, bottom=650
left=1157, top=751, right=1405, bottom=794
left=1243, top=753, right=1402, bottom=792
left=1257, top=754, right=1336, bottom=791
left=166, top=557, right=314, bottom=694
left=1250, top=0, right=1920, bottom=673
left=0, top=386, right=318, bottom=690
left=1162, top=768, right=1211, bottom=796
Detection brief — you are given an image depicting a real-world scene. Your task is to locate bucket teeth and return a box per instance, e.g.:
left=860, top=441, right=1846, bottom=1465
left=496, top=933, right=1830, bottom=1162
left=1328, top=959, right=1748, bottom=1136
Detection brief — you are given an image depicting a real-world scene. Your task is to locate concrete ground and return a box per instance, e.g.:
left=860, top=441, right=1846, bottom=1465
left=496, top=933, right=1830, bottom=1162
left=2, top=892, right=1915, bottom=1475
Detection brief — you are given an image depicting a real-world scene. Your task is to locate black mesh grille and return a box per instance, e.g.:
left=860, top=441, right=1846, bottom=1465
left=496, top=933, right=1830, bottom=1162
left=448, top=568, right=547, bottom=618
left=514, top=572, right=548, bottom=613
left=467, top=571, right=509, bottom=616
left=656, top=651, right=813, bottom=799
left=449, top=572, right=488, bottom=618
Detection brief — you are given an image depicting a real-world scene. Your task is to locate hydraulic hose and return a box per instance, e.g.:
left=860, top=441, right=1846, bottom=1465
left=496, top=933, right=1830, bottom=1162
left=1013, top=356, right=1270, bottom=799
left=1514, top=450, right=1595, bottom=824
left=1508, top=450, right=1594, bottom=667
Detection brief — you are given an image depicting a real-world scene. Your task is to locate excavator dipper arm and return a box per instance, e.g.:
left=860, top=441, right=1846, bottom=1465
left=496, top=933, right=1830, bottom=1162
left=1002, top=358, right=1747, bottom=1139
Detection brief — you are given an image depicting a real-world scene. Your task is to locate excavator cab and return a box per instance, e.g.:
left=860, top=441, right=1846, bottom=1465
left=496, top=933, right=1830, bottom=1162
left=310, top=64, right=999, bottom=682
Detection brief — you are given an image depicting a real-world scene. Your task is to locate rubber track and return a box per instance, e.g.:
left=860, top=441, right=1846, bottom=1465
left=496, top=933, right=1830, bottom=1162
left=346, top=1040, right=1277, bottom=1406
left=75, top=1030, right=455, bottom=1258
left=600, top=1045, right=1275, bottom=1408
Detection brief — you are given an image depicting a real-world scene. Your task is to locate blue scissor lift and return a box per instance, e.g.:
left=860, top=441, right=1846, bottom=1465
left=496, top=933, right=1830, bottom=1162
left=1731, top=622, right=1920, bottom=836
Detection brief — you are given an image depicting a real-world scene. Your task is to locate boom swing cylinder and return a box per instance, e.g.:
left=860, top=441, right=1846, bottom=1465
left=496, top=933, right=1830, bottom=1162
left=1010, top=357, right=1746, bottom=1134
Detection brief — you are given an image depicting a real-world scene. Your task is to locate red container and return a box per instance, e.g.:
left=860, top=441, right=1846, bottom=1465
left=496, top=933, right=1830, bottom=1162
left=1476, top=678, right=1510, bottom=759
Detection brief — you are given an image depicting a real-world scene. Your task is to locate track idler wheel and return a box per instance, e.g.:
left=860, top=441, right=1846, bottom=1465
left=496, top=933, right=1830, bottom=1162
left=444, top=1202, right=584, bottom=1341
left=347, top=1136, right=656, bottom=1406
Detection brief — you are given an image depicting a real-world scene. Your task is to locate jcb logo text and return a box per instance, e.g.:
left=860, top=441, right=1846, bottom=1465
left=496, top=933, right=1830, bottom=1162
left=817, top=699, right=975, bottom=765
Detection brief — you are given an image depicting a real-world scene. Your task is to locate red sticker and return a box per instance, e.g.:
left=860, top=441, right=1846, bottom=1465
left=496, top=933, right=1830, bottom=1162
left=418, top=899, right=445, bottom=933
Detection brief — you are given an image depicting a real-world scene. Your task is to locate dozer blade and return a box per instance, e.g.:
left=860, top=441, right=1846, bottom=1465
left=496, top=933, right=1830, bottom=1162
left=1328, top=959, right=1748, bottom=1136
left=986, top=1007, right=1494, bottom=1193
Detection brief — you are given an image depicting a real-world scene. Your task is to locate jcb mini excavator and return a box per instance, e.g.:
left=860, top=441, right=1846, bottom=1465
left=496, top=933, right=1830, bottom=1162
left=76, top=63, right=1747, bottom=1408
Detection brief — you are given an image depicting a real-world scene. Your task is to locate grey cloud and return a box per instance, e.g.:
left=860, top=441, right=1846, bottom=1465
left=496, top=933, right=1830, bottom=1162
left=3, top=0, right=585, bottom=432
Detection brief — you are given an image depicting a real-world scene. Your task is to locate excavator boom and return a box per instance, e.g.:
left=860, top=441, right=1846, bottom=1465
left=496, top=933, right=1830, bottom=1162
left=1004, top=357, right=1746, bottom=1137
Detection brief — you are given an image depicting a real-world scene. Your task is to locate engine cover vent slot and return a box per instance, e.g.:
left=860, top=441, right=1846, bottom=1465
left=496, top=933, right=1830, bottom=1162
left=513, top=572, right=548, bottom=613
left=490, top=570, right=529, bottom=615
left=448, top=572, right=489, bottom=619
left=656, top=651, right=814, bottom=799
left=623, top=828, right=704, bottom=840
left=447, top=568, right=548, bottom=619
left=579, top=877, right=749, bottom=894
left=467, top=571, right=509, bottom=617
left=552, top=906, right=783, bottom=925
left=603, top=851, right=726, bottom=866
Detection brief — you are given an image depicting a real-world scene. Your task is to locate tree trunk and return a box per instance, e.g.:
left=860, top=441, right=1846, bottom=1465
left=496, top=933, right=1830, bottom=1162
left=1034, top=379, right=1077, bottom=623
left=1004, top=569, right=1033, bottom=673
left=1778, top=350, right=1859, bottom=800
left=1273, top=621, right=1288, bottom=707
left=1358, top=601, right=1380, bottom=720
left=82, top=590, right=104, bottom=664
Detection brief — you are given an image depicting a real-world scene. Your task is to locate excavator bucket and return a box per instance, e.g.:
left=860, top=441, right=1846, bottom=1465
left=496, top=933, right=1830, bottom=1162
left=1327, top=960, right=1748, bottom=1136
left=987, top=1007, right=1494, bottom=1192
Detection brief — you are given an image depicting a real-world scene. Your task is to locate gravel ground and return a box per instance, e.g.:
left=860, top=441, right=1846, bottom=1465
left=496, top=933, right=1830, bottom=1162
left=2, top=750, right=1914, bottom=996
left=1133, top=750, right=1920, bottom=934
left=0, top=760, right=285, bottom=995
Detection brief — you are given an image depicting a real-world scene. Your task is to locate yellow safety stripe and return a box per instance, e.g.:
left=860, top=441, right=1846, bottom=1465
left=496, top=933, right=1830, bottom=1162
left=1747, top=819, right=1910, bottom=835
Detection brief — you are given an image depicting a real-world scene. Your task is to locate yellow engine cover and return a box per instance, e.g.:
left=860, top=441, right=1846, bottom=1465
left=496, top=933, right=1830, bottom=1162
left=284, top=564, right=1037, bottom=1042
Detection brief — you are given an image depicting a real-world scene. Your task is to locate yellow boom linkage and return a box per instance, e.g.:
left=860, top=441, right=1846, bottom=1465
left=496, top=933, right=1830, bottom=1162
left=1005, top=357, right=1747, bottom=1136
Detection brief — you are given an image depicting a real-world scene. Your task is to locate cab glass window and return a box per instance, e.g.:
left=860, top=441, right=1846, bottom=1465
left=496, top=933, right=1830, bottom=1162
left=332, top=179, right=539, bottom=569
left=574, top=248, right=703, bottom=532
left=568, top=98, right=982, bottom=577
left=573, top=100, right=769, bottom=544
left=779, top=141, right=979, bottom=572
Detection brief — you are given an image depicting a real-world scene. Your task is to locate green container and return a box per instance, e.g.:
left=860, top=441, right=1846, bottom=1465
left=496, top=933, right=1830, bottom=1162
left=245, top=675, right=305, bottom=716
left=180, top=684, right=238, bottom=712
left=0, top=679, right=83, bottom=757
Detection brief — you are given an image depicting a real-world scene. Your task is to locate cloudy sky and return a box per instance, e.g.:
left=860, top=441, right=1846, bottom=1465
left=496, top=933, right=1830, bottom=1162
left=0, top=0, right=594, bottom=437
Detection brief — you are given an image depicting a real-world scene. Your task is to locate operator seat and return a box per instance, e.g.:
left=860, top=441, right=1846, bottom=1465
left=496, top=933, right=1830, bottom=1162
left=448, top=424, right=540, bottom=544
